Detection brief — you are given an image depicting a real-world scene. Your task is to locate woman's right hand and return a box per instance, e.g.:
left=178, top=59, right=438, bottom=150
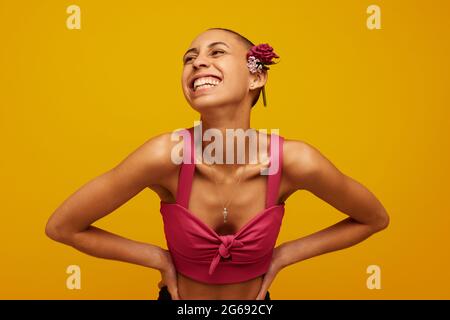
left=157, top=248, right=180, bottom=300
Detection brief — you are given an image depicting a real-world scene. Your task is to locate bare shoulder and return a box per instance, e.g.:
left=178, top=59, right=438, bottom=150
left=283, top=138, right=324, bottom=177
left=112, top=131, right=181, bottom=188
left=282, top=138, right=345, bottom=191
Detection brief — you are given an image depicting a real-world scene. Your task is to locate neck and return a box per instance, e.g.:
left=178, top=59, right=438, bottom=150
left=197, top=101, right=254, bottom=169
left=199, top=99, right=251, bottom=131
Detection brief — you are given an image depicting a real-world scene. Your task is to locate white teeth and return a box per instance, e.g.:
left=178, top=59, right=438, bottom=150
left=196, top=84, right=214, bottom=90
left=192, top=76, right=221, bottom=91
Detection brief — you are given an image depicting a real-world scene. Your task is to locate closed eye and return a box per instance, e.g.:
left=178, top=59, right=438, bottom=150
left=183, top=49, right=226, bottom=64
left=184, top=56, right=193, bottom=63
left=211, top=50, right=224, bottom=55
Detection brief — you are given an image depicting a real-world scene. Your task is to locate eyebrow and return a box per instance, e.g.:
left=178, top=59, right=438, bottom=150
left=183, top=41, right=230, bottom=60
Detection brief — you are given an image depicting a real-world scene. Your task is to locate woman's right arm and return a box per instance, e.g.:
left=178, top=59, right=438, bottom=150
left=45, top=132, right=178, bottom=273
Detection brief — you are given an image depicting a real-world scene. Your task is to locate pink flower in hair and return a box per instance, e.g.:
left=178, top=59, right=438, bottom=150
left=247, top=56, right=263, bottom=73
left=247, top=43, right=279, bottom=64
left=246, top=43, right=280, bottom=73
left=246, top=43, right=280, bottom=107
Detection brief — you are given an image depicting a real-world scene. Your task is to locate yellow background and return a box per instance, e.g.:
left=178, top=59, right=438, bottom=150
left=1, top=0, right=449, bottom=299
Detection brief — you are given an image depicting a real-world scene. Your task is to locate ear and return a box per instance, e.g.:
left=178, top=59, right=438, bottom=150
left=249, top=70, right=268, bottom=91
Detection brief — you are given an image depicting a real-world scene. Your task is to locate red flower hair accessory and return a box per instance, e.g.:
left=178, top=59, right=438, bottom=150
left=246, top=43, right=280, bottom=72
left=246, top=43, right=280, bottom=107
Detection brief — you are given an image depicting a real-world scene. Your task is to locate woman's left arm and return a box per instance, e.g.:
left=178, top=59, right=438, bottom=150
left=256, top=139, right=390, bottom=299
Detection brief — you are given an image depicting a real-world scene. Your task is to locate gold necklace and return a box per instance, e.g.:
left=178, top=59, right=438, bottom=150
left=206, top=162, right=247, bottom=223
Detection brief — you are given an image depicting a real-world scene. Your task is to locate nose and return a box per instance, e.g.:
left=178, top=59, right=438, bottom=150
left=192, top=53, right=210, bottom=69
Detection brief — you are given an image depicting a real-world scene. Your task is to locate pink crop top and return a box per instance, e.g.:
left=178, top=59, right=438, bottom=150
left=160, top=130, right=285, bottom=284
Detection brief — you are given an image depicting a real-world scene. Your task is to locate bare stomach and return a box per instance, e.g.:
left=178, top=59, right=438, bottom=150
left=176, top=272, right=264, bottom=300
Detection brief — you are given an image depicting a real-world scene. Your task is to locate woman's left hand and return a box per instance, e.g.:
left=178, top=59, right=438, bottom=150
left=255, top=244, right=288, bottom=300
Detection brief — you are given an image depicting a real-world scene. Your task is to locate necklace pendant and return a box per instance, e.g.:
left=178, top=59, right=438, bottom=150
left=223, top=207, right=228, bottom=223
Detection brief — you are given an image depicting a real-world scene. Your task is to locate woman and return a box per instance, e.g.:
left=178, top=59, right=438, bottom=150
left=45, top=28, right=390, bottom=300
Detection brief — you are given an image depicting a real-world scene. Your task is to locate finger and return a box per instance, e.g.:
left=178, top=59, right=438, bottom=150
left=167, top=278, right=180, bottom=300
left=255, top=280, right=269, bottom=300
left=168, top=285, right=180, bottom=300
left=256, top=272, right=275, bottom=300
left=172, top=289, right=181, bottom=300
left=255, top=291, right=265, bottom=300
left=256, top=286, right=268, bottom=300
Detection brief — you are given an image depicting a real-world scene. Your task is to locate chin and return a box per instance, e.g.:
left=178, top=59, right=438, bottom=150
left=187, top=94, right=230, bottom=112
left=190, top=100, right=223, bottom=111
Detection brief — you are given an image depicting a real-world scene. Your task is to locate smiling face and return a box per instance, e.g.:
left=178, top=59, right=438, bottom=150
left=181, top=29, right=266, bottom=112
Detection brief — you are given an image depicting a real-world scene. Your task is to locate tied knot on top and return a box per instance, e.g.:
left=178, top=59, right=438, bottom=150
left=208, top=235, right=244, bottom=275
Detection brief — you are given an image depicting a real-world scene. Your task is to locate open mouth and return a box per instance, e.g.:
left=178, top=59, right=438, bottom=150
left=190, top=76, right=223, bottom=93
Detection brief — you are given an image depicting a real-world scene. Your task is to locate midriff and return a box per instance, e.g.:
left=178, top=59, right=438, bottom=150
left=177, top=272, right=263, bottom=300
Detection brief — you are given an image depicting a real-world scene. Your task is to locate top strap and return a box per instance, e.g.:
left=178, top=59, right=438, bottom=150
left=266, top=133, right=284, bottom=208
left=176, top=129, right=196, bottom=208
left=176, top=130, right=284, bottom=209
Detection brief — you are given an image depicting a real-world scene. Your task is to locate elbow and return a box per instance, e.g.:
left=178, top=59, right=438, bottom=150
left=45, top=218, right=72, bottom=244
left=45, top=220, right=62, bottom=242
left=372, top=210, right=390, bottom=232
